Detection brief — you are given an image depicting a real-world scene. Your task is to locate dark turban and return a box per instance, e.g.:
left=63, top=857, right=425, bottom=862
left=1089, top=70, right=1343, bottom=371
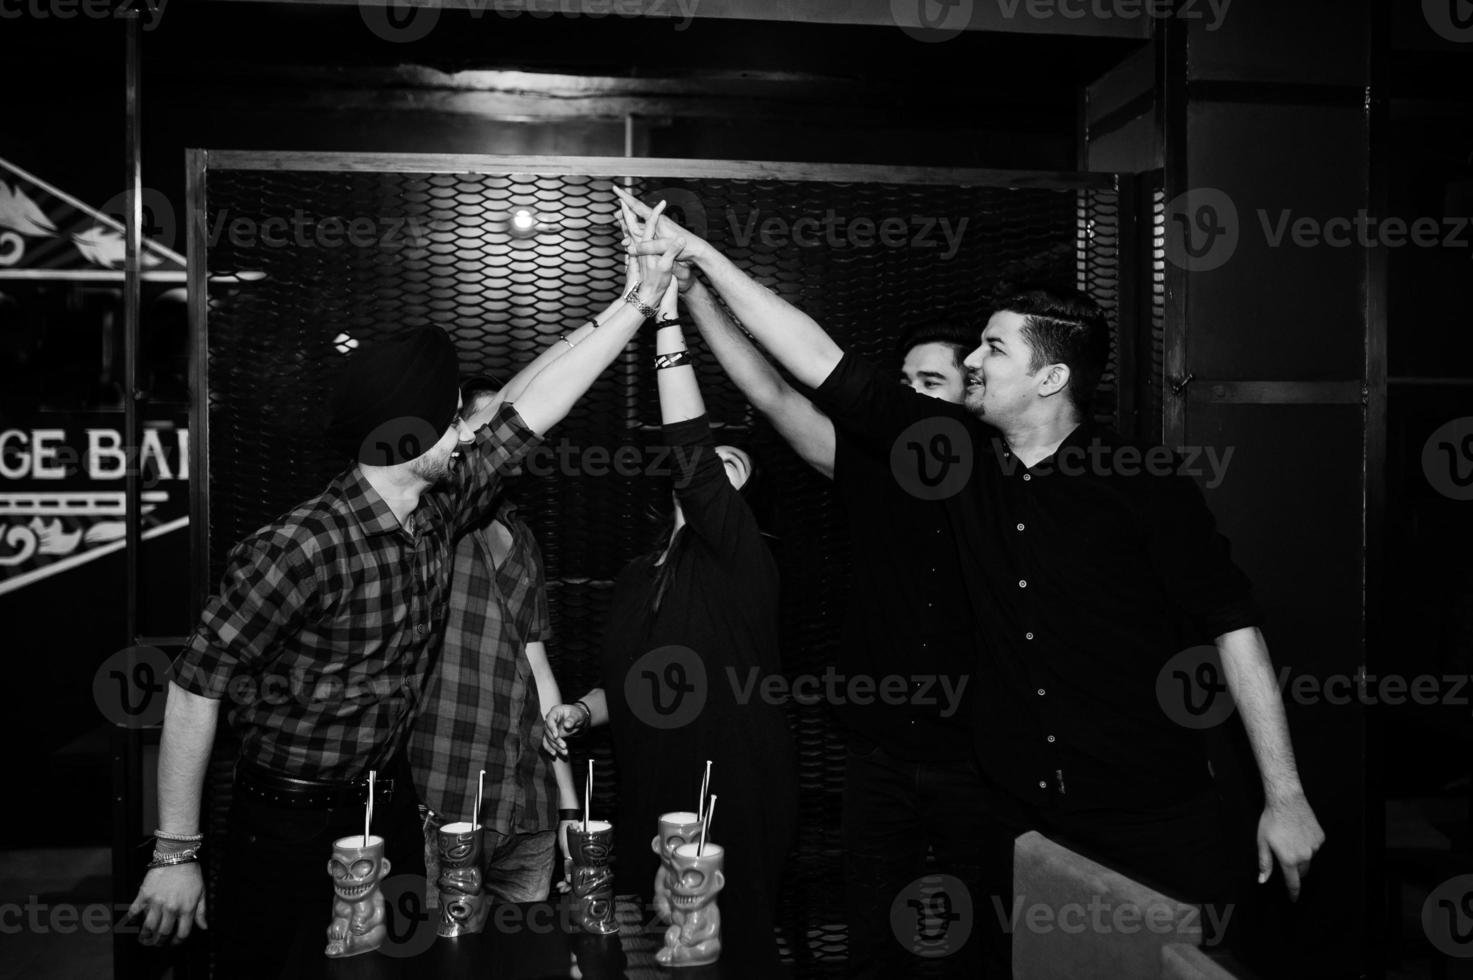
left=325, top=326, right=460, bottom=465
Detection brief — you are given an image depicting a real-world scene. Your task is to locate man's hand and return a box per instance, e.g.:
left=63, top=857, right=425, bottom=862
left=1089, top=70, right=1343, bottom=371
left=613, top=185, right=711, bottom=264
left=1257, top=791, right=1325, bottom=901
left=542, top=703, right=588, bottom=759
left=129, top=863, right=207, bottom=946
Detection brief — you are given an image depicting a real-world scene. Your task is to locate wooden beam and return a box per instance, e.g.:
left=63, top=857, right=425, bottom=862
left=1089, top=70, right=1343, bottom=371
left=203, top=150, right=1118, bottom=189
left=206, top=0, right=1151, bottom=39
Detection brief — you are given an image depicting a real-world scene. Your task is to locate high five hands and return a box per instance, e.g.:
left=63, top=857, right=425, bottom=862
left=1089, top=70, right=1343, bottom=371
left=612, top=186, right=709, bottom=269
left=616, top=194, right=685, bottom=311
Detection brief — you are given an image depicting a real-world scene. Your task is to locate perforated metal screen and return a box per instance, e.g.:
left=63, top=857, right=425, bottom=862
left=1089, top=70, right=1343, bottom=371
left=193, top=155, right=1122, bottom=974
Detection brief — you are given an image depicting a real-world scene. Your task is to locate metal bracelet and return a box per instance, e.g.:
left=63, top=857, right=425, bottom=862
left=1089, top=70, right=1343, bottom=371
left=153, top=829, right=204, bottom=843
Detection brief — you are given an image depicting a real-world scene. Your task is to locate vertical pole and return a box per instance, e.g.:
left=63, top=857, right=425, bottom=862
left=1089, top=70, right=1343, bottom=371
left=116, top=12, right=144, bottom=980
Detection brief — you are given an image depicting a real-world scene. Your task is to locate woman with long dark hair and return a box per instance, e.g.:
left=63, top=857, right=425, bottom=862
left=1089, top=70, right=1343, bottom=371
left=544, top=235, right=798, bottom=970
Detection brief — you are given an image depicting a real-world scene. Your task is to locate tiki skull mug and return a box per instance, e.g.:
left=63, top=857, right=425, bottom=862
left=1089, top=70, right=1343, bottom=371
left=325, top=834, right=391, bottom=958
left=437, top=821, right=489, bottom=937
left=656, top=842, right=724, bottom=967
left=568, top=820, right=618, bottom=935
left=651, top=811, right=704, bottom=924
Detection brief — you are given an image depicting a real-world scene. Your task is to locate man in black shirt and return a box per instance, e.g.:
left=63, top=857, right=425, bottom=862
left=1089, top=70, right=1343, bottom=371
left=681, top=267, right=984, bottom=978
left=615, top=187, right=1325, bottom=973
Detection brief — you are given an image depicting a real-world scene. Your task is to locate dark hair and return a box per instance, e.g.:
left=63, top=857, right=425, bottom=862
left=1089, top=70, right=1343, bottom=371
left=646, top=441, right=768, bottom=616
left=460, top=373, right=505, bottom=412
left=895, top=317, right=979, bottom=368
left=991, top=286, right=1110, bottom=418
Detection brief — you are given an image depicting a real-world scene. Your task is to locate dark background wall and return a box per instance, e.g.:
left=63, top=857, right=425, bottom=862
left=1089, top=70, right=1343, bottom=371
left=3, top=1, right=1470, bottom=977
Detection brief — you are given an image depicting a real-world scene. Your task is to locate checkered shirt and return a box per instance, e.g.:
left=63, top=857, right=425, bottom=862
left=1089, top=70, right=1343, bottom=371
left=170, top=404, right=539, bottom=781
left=408, top=497, right=557, bottom=831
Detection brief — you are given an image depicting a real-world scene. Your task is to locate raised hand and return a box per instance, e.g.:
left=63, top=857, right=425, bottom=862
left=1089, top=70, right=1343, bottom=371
left=612, top=185, right=709, bottom=263
left=619, top=197, right=683, bottom=308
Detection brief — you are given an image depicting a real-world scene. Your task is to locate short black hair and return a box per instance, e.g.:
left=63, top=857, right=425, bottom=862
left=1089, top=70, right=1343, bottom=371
left=895, top=317, right=979, bottom=368
left=460, top=374, right=505, bottom=411
left=991, top=286, right=1110, bottom=418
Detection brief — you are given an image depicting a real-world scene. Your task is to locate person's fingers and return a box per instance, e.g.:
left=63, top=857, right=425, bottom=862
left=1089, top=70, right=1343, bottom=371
left=174, top=907, right=193, bottom=944
left=139, top=903, right=161, bottom=945
left=642, top=201, right=667, bottom=243
left=1256, top=837, right=1272, bottom=885
left=1281, top=859, right=1302, bottom=902
left=156, top=907, right=177, bottom=945
left=612, top=185, right=652, bottom=217
left=195, top=895, right=208, bottom=931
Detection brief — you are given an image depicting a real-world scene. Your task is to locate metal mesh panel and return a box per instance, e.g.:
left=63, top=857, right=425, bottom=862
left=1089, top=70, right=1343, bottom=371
left=198, top=161, right=1119, bottom=972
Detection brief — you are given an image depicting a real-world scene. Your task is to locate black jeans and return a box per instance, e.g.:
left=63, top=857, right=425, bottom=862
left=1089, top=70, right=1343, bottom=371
left=842, top=738, right=989, bottom=979
left=215, top=754, right=426, bottom=980
left=977, top=776, right=1236, bottom=976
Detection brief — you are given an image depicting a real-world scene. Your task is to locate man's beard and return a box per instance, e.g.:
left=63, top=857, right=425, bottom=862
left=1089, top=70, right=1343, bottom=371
left=964, top=380, right=987, bottom=418
left=410, top=449, right=455, bottom=486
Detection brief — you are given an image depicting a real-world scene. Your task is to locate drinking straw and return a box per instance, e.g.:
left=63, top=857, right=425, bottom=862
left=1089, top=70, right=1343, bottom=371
left=364, top=770, right=375, bottom=846
left=472, top=768, right=484, bottom=829
left=699, top=795, right=717, bottom=856
left=697, top=760, right=712, bottom=823
left=585, top=759, right=593, bottom=832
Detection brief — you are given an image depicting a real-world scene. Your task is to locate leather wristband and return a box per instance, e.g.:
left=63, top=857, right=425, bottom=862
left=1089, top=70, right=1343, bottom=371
left=558, top=809, right=582, bottom=821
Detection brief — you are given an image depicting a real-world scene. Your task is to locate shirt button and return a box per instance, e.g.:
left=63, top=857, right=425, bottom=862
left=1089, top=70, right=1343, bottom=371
left=416, top=624, right=427, bottom=635
left=1036, top=688, right=1046, bottom=696
left=1018, top=579, right=1027, bottom=588
left=1038, top=780, right=1047, bottom=789
left=1023, top=474, right=1032, bottom=482
left=1047, top=735, right=1056, bottom=743
left=1016, top=523, right=1025, bottom=531
left=1025, top=632, right=1034, bottom=640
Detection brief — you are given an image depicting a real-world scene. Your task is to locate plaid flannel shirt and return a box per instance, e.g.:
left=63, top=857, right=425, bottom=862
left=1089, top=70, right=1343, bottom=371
left=170, top=404, right=539, bottom=781
left=408, top=497, right=558, bottom=831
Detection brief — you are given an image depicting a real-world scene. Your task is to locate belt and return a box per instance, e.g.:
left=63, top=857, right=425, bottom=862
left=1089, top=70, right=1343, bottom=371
left=234, top=759, right=397, bottom=811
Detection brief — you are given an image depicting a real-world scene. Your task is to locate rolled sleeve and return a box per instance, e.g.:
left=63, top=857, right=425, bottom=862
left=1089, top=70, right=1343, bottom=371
left=170, top=531, right=317, bottom=700
left=442, top=402, right=541, bottom=536
left=1149, top=472, right=1263, bottom=638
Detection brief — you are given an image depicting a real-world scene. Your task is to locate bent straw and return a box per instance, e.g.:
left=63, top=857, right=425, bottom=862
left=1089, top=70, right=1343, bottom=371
left=699, top=795, right=717, bottom=856
left=697, top=760, right=712, bottom=824
left=472, top=768, right=484, bottom=829
left=364, top=770, right=375, bottom=846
